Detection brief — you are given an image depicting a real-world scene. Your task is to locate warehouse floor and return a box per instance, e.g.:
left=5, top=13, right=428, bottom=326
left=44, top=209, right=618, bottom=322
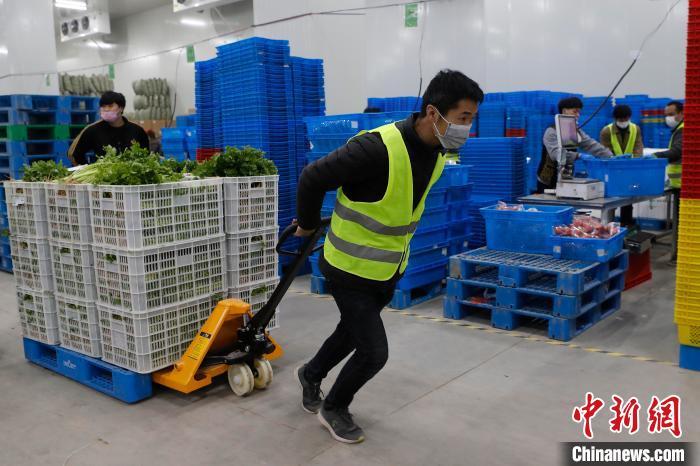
left=1, top=249, right=698, bottom=466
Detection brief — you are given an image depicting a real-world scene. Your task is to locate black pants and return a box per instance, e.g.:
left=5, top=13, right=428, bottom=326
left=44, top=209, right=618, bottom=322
left=305, top=280, right=394, bottom=410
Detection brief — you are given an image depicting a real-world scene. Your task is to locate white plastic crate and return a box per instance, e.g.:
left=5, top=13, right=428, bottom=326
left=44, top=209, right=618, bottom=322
left=5, top=181, right=48, bottom=238
left=16, top=287, right=59, bottom=344
left=45, top=182, right=92, bottom=243
left=228, top=277, right=280, bottom=330
left=99, top=296, right=215, bottom=373
left=223, top=176, right=278, bottom=233
left=10, top=236, right=53, bottom=291
left=93, top=236, right=226, bottom=312
left=56, top=294, right=101, bottom=357
left=226, top=228, right=279, bottom=288
left=89, top=179, right=223, bottom=249
left=50, top=240, right=96, bottom=300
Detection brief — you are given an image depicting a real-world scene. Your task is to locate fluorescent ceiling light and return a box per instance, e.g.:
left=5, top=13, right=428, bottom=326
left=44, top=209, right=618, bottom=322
left=85, top=40, right=114, bottom=49
left=0, top=45, right=8, bottom=55
left=179, top=17, right=207, bottom=27
left=55, top=0, right=88, bottom=11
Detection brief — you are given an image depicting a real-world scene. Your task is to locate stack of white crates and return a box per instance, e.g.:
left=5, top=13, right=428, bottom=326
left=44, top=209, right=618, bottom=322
left=89, top=180, right=226, bottom=373
left=224, top=176, right=280, bottom=329
left=6, top=181, right=59, bottom=345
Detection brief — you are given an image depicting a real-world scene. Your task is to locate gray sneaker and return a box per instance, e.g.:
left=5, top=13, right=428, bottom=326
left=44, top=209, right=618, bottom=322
left=317, top=406, right=365, bottom=444
left=296, top=364, right=323, bottom=414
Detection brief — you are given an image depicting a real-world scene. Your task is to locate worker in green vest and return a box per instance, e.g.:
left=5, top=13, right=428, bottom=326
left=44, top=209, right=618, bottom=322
left=293, top=70, right=484, bottom=444
left=600, top=104, right=644, bottom=227
left=655, top=100, right=684, bottom=262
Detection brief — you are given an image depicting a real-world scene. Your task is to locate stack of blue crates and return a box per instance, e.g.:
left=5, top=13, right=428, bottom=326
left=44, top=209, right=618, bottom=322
left=175, top=114, right=197, bottom=127
left=366, top=96, right=422, bottom=112
left=194, top=59, right=221, bottom=149
left=291, top=57, right=326, bottom=179
left=0, top=183, right=11, bottom=272
left=464, top=194, right=503, bottom=249
left=161, top=127, right=189, bottom=161
left=642, top=98, right=672, bottom=149
left=459, top=137, right=526, bottom=200
left=505, top=107, right=527, bottom=136
left=525, top=114, right=550, bottom=192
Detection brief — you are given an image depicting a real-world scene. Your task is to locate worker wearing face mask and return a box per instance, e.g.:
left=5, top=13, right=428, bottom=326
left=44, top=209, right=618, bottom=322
left=68, top=91, right=150, bottom=165
left=654, top=100, right=684, bottom=262
left=600, top=104, right=643, bottom=157
left=293, top=69, right=483, bottom=444
left=536, top=97, right=613, bottom=193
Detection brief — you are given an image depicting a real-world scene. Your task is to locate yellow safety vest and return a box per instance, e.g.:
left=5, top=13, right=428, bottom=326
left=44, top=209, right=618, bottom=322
left=323, top=123, right=446, bottom=281
left=668, top=122, right=684, bottom=189
left=607, top=123, right=639, bottom=156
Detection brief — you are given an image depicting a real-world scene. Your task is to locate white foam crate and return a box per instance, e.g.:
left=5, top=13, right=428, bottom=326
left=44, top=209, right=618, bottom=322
left=229, top=277, right=280, bottom=330
left=16, top=287, right=59, bottom=344
left=45, top=182, right=92, bottom=243
left=10, top=236, right=53, bottom=291
left=93, top=235, right=226, bottom=313
left=223, top=176, right=278, bottom=233
left=99, top=296, right=214, bottom=373
left=89, top=179, right=223, bottom=249
left=226, top=228, right=279, bottom=288
left=5, top=181, right=48, bottom=238
left=56, top=294, right=101, bottom=357
left=50, top=240, right=97, bottom=301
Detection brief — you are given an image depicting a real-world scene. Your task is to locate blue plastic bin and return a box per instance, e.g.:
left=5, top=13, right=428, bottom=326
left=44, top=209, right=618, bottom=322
left=583, top=158, right=668, bottom=197
left=551, top=228, right=627, bottom=262
left=481, top=204, right=574, bottom=254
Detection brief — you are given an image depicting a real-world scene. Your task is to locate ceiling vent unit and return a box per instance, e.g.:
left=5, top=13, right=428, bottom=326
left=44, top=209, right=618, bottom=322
left=59, top=10, right=110, bottom=42
left=173, top=0, right=245, bottom=14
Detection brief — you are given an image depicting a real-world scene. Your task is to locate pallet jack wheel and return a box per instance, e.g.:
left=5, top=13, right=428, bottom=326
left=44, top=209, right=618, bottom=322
left=253, top=359, right=273, bottom=390
left=228, top=363, right=255, bottom=396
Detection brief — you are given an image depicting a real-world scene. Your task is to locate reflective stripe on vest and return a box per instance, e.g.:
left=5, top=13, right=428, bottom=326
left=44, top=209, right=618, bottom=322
left=323, top=123, right=446, bottom=281
left=668, top=122, right=684, bottom=188
left=608, top=123, right=638, bottom=156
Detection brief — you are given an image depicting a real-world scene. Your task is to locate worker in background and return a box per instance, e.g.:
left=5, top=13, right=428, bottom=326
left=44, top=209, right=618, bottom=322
left=536, top=97, right=613, bottom=193
left=294, top=70, right=483, bottom=444
left=655, top=100, right=684, bottom=262
left=68, top=91, right=149, bottom=165
left=599, top=104, right=644, bottom=227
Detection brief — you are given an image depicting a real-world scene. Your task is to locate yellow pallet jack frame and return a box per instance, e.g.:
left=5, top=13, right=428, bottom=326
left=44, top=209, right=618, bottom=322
left=153, top=219, right=329, bottom=396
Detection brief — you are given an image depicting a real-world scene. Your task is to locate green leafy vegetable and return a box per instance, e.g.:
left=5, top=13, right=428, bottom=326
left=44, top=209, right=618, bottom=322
left=22, top=160, right=70, bottom=182
left=193, top=146, right=277, bottom=178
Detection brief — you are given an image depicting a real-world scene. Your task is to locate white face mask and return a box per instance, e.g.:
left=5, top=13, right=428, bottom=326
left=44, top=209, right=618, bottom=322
left=616, top=120, right=630, bottom=129
left=666, top=116, right=679, bottom=129
left=432, top=107, right=471, bottom=150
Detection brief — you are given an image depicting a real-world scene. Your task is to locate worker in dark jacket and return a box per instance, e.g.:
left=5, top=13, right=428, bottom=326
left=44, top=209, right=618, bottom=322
left=294, top=70, right=483, bottom=444
left=655, top=100, right=684, bottom=262
left=536, top=97, right=613, bottom=192
left=68, top=91, right=149, bottom=165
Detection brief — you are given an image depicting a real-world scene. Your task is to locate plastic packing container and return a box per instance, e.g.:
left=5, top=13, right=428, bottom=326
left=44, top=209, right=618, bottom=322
left=45, top=182, right=92, bottom=243
left=223, top=176, right=278, bottom=233
left=583, top=157, right=669, bottom=197
left=98, top=295, right=217, bottom=373
left=480, top=204, right=574, bottom=255
left=16, top=286, right=59, bottom=345
left=418, top=207, right=449, bottom=229
left=396, top=259, right=448, bottom=291
left=425, top=188, right=448, bottom=209
left=89, top=179, right=223, bottom=250
left=50, top=240, right=97, bottom=301
left=226, top=227, right=279, bottom=288
left=93, top=235, right=226, bottom=313
left=551, top=228, right=627, bottom=263
left=412, top=224, right=450, bottom=250
left=228, top=278, right=281, bottom=330
left=10, top=236, right=53, bottom=291
left=4, top=181, right=49, bottom=239
left=56, top=294, right=102, bottom=357
left=406, top=242, right=449, bottom=270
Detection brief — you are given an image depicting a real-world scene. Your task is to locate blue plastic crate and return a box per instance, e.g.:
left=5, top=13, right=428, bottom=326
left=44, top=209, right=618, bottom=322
left=448, top=184, right=473, bottom=204
left=583, top=157, right=668, bottom=197
left=551, top=228, right=627, bottom=263
left=419, top=206, right=449, bottom=229
left=481, top=204, right=574, bottom=254
left=435, top=164, right=470, bottom=189
left=425, top=188, right=448, bottom=209
left=412, top=224, right=449, bottom=250
left=396, top=260, right=448, bottom=291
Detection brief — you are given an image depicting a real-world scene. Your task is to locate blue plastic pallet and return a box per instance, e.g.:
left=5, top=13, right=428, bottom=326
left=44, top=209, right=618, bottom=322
left=0, top=108, right=70, bottom=125
left=449, top=248, right=629, bottom=296
left=23, top=338, right=152, bottom=403
left=444, top=290, right=622, bottom=341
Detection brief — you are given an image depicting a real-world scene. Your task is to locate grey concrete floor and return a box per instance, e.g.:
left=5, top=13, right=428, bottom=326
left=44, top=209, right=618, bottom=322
left=0, top=251, right=698, bottom=466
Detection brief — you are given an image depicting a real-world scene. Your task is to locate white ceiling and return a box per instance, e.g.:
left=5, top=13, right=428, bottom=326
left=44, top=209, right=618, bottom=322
left=106, top=0, right=171, bottom=19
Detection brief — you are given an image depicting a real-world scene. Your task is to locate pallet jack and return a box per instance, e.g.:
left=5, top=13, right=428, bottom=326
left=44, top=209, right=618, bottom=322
left=153, top=218, right=330, bottom=396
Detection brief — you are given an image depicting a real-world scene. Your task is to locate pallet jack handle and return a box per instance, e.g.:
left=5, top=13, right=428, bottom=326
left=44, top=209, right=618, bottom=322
left=245, top=217, right=331, bottom=334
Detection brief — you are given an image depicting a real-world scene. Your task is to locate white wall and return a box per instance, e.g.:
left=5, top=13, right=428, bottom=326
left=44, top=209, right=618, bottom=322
left=50, top=0, right=689, bottom=115
left=56, top=1, right=254, bottom=115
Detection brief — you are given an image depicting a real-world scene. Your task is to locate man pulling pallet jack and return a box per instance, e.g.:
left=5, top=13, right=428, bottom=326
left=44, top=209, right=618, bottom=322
left=154, top=69, right=485, bottom=445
